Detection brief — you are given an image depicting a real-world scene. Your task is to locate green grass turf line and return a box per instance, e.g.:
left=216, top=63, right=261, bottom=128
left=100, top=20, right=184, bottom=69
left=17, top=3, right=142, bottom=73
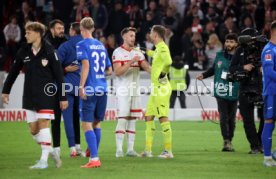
left=0, top=121, right=276, bottom=179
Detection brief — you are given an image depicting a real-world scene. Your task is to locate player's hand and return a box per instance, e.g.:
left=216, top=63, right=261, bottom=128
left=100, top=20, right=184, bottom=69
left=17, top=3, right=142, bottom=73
left=196, top=74, right=204, bottom=80
left=130, top=56, right=140, bottom=64
left=2, top=94, right=9, bottom=104
left=65, top=65, right=79, bottom=72
left=243, top=64, right=254, bottom=72
left=60, top=100, right=68, bottom=110
left=79, top=87, right=87, bottom=100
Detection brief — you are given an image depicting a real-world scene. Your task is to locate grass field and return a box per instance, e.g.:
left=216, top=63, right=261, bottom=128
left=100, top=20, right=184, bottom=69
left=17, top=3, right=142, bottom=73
left=0, top=121, right=276, bottom=179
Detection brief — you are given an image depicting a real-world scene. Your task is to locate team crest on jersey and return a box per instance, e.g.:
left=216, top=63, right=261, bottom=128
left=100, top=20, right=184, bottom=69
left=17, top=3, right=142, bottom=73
left=217, top=61, right=222, bottom=68
left=41, top=58, right=48, bottom=66
left=265, top=54, right=272, bottom=61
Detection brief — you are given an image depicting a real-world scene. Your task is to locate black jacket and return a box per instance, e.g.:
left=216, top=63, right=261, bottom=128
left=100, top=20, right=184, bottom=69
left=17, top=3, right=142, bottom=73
left=2, top=39, right=66, bottom=111
left=229, top=46, right=262, bottom=93
left=44, top=33, right=68, bottom=50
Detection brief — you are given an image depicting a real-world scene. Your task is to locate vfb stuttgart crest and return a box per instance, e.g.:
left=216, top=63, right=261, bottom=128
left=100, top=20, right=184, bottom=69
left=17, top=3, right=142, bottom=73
left=217, top=61, right=222, bottom=68
left=41, top=58, right=48, bottom=66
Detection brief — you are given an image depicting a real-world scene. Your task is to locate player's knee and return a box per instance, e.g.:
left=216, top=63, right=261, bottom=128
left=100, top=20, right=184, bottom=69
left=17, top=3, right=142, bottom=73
left=82, top=122, right=92, bottom=132
left=265, top=119, right=274, bottom=123
left=93, top=121, right=100, bottom=128
left=29, top=128, right=39, bottom=135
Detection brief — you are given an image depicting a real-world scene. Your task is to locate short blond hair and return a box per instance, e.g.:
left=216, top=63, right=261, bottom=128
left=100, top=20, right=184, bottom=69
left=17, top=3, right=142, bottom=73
left=25, top=21, right=46, bottom=36
left=80, top=17, right=94, bottom=30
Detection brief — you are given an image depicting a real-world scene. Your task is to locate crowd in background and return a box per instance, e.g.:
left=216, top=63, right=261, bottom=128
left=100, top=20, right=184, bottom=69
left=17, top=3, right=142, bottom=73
left=0, top=0, right=276, bottom=71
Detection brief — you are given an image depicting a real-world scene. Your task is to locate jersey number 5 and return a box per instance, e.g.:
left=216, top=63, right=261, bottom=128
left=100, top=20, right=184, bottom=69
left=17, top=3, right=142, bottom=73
left=92, top=51, right=106, bottom=73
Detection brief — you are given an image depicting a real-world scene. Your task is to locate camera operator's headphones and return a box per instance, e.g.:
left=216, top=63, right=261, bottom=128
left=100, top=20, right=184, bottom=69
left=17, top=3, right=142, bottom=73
left=240, top=28, right=259, bottom=36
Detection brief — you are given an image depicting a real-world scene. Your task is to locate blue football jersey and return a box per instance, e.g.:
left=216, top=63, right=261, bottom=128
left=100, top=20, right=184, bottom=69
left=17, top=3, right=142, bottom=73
left=76, top=38, right=111, bottom=94
left=261, top=41, right=276, bottom=95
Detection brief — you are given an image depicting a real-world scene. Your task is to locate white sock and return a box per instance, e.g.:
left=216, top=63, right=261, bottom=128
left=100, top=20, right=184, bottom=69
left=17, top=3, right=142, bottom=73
left=39, top=128, right=53, bottom=162
left=115, top=118, right=127, bottom=152
left=126, top=120, right=136, bottom=152
left=89, top=157, right=99, bottom=161
left=70, top=146, right=76, bottom=152
left=76, top=144, right=81, bottom=150
left=264, top=156, right=272, bottom=160
left=32, top=132, right=41, bottom=144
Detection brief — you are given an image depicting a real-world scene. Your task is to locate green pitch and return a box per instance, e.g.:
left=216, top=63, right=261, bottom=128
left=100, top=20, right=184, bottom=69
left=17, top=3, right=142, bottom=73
left=0, top=121, right=276, bottom=179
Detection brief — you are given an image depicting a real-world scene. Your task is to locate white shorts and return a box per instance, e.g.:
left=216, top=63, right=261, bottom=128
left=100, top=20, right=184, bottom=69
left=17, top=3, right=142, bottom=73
left=26, top=109, right=55, bottom=123
left=116, top=96, right=142, bottom=118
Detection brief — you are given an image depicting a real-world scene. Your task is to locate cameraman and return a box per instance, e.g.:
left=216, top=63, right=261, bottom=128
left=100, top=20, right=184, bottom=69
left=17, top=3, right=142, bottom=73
left=261, top=20, right=276, bottom=167
left=197, top=33, right=239, bottom=152
left=229, top=28, right=264, bottom=154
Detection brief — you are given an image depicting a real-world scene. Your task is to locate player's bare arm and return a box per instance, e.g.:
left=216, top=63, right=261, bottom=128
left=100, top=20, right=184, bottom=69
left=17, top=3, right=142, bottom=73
left=140, top=60, right=151, bottom=73
left=79, top=59, right=89, bottom=100
left=114, top=56, right=140, bottom=76
left=105, top=66, right=113, bottom=76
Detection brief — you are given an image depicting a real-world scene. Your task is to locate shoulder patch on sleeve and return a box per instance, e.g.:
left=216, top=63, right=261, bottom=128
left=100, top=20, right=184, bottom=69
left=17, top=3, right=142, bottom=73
left=265, top=53, right=272, bottom=61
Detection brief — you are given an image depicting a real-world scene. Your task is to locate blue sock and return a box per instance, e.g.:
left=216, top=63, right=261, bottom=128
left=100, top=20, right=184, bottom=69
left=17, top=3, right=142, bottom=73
left=85, top=130, right=98, bottom=158
left=262, top=122, right=275, bottom=157
left=94, top=128, right=101, bottom=149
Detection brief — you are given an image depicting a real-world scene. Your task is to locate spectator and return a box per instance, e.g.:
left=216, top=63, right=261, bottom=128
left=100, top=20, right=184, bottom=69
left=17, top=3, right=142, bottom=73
left=145, top=0, right=162, bottom=24
left=202, top=21, right=216, bottom=43
left=161, top=7, right=178, bottom=32
left=164, top=27, right=182, bottom=59
left=70, top=0, right=90, bottom=22
left=219, top=16, right=239, bottom=43
left=88, top=0, right=108, bottom=35
left=107, top=1, right=129, bottom=44
left=205, top=33, right=223, bottom=68
left=3, top=16, right=21, bottom=68
left=186, top=32, right=207, bottom=70
left=240, top=15, right=255, bottom=31
left=128, top=3, right=143, bottom=29
left=140, top=11, right=154, bottom=43
left=16, top=1, right=35, bottom=42
left=181, top=26, right=193, bottom=63
left=106, top=34, right=117, bottom=62
left=191, top=15, right=203, bottom=33
left=140, top=31, right=154, bottom=64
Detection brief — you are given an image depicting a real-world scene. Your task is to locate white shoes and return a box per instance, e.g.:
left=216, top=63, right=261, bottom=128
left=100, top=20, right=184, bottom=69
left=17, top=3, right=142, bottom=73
left=50, top=150, right=62, bottom=168
left=126, top=150, right=140, bottom=157
left=116, top=150, right=124, bottom=158
left=140, top=151, right=153, bottom=158
left=263, top=158, right=276, bottom=167
left=29, top=160, right=48, bottom=169
left=158, top=151, right=174, bottom=159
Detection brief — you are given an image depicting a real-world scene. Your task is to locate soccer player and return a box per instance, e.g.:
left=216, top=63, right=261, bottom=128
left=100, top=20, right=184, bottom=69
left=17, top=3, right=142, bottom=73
left=1, top=21, right=68, bottom=169
left=261, top=20, right=276, bottom=167
left=57, top=22, right=84, bottom=157
left=77, top=17, right=112, bottom=168
left=141, top=25, right=173, bottom=158
left=113, top=27, right=151, bottom=157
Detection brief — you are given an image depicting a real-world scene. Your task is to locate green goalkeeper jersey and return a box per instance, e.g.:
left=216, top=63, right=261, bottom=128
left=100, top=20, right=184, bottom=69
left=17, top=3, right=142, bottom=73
left=147, top=41, right=172, bottom=86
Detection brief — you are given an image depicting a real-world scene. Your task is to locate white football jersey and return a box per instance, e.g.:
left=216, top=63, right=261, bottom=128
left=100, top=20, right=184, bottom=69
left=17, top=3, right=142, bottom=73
left=112, top=45, right=145, bottom=96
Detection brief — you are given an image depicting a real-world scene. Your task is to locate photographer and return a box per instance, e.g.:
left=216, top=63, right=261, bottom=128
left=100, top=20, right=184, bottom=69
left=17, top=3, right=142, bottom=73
left=229, top=28, right=265, bottom=154
left=197, top=33, right=239, bottom=152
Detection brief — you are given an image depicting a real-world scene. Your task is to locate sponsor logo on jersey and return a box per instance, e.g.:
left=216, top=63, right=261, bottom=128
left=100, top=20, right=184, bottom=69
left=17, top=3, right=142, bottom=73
left=265, top=54, right=272, bottom=61
left=41, top=58, right=48, bottom=66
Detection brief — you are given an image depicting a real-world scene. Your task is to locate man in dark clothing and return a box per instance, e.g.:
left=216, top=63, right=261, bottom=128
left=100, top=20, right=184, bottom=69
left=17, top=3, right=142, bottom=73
left=44, top=19, right=68, bottom=157
left=197, top=33, right=239, bottom=151
left=229, top=28, right=264, bottom=154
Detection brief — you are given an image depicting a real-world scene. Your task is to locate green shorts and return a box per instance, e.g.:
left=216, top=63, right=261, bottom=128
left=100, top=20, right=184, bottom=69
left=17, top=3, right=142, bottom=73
left=145, top=84, right=172, bottom=118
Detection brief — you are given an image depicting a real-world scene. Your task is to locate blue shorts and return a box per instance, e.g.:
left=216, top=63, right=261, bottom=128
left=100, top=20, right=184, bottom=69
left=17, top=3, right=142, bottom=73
left=263, top=95, right=276, bottom=120
left=79, top=93, right=107, bottom=122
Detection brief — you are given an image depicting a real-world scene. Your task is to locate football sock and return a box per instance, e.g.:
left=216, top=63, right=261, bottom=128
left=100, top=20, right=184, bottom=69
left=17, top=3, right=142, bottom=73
left=115, top=118, right=127, bottom=152
left=39, top=128, right=52, bottom=162
left=161, top=121, right=172, bottom=152
left=70, top=146, right=76, bottom=152
left=85, top=130, right=98, bottom=158
left=262, top=122, right=275, bottom=158
left=76, top=144, right=81, bottom=150
left=94, top=128, right=101, bottom=149
left=145, top=120, right=155, bottom=152
left=126, top=120, right=136, bottom=152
